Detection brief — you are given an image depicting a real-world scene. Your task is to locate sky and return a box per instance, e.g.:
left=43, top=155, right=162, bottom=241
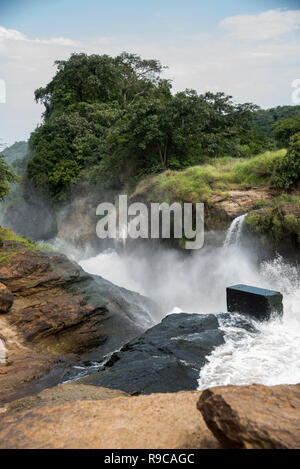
left=0, top=0, right=300, bottom=146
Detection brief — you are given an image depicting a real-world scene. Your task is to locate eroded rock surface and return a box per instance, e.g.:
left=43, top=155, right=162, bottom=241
left=0, top=242, right=159, bottom=403
left=0, top=382, right=128, bottom=415
left=198, top=384, right=300, bottom=449
left=0, top=391, right=220, bottom=449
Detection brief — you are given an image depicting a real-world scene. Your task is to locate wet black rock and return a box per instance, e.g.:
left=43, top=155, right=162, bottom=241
left=227, top=284, right=283, bottom=321
left=79, top=313, right=225, bottom=394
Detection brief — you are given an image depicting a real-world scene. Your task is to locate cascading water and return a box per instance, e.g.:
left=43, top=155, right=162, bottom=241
left=224, top=214, right=247, bottom=247
left=198, top=256, right=300, bottom=388
left=54, top=209, right=300, bottom=389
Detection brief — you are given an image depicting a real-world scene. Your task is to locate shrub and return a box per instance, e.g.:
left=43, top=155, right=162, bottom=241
left=272, top=132, right=300, bottom=190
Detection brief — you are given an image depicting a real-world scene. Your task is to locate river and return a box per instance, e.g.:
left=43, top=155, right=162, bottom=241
left=50, top=219, right=300, bottom=389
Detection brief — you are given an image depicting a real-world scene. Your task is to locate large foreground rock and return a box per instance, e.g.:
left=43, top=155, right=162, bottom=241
left=80, top=313, right=225, bottom=394
left=0, top=382, right=128, bottom=415
left=0, top=240, right=158, bottom=403
left=198, top=384, right=300, bottom=449
left=0, top=390, right=219, bottom=449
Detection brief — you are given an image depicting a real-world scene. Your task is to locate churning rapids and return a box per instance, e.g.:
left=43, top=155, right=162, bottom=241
left=50, top=218, right=300, bottom=390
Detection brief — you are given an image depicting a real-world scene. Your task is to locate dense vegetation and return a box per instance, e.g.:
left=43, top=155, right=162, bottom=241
left=0, top=143, right=17, bottom=200
left=272, top=132, right=300, bottom=190
left=254, top=105, right=300, bottom=141
left=1, top=52, right=299, bottom=205
left=26, top=52, right=270, bottom=201
left=132, top=150, right=287, bottom=205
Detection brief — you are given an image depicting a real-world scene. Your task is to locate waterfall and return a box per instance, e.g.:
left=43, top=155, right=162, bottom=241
left=115, top=222, right=128, bottom=250
left=224, top=214, right=247, bottom=247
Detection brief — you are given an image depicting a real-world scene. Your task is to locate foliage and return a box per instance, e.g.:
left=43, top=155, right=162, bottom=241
left=273, top=115, right=300, bottom=148
left=133, top=150, right=286, bottom=204
left=245, top=209, right=300, bottom=245
left=0, top=143, right=17, bottom=200
left=26, top=52, right=290, bottom=202
left=271, top=132, right=300, bottom=190
left=0, top=226, right=52, bottom=266
left=254, top=105, right=300, bottom=140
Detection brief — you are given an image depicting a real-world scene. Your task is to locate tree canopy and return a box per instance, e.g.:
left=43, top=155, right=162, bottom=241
left=273, top=115, right=300, bottom=149
left=26, top=52, right=282, bottom=201
left=0, top=143, right=17, bottom=200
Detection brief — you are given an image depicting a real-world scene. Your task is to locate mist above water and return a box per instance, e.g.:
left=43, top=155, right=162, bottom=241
left=78, top=243, right=267, bottom=315
left=76, top=236, right=300, bottom=388
left=46, top=214, right=300, bottom=389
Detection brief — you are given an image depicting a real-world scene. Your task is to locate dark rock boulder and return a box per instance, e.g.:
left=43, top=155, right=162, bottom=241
left=227, top=284, right=283, bottom=321
left=79, top=313, right=225, bottom=394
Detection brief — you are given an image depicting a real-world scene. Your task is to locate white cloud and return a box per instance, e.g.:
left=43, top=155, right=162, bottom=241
left=0, top=26, right=27, bottom=41
left=0, top=26, right=79, bottom=46
left=0, top=9, right=300, bottom=145
left=220, top=8, right=300, bottom=41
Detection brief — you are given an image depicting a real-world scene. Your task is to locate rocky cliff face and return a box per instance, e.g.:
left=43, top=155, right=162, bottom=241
left=0, top=236, right=159, bottom=403
left=244, top=202, right=300, bottom=262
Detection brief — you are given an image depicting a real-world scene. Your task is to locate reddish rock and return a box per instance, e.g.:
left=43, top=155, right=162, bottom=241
left=0, top=391, right=219, bottom=449
left=0, top=243, right=158, bottom=403
left=0, top=282, right=13, bottom=313
left=197, top=384, right=300, bottom=449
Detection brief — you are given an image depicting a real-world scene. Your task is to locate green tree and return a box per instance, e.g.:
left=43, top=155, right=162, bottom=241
left=105, top=90, right=258, bottom=184
left=254, top=105, right=300, bottom=140
left=0, top=142, right=17, bottom=200
left=27, top=103, right=119, bottom=199
left=272, top=132, right=300, bottom=189
left=273, top=115, right=300, bottom=148
left=27, top=52, right=262, bottom=199
left=116, top=52, right=167, bottom=106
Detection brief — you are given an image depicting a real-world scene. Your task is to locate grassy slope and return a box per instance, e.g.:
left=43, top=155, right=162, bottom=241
left=131, top=149, right=300, bottom=246
left=132, top=150, right=288, bottom=204
left=0, top=226, right=51, bottom=266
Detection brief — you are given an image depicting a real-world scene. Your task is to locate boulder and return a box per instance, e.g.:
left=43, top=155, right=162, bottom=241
left=0, top=283, right=13, bottom=313
left=79, top=313, right=225, bottom=394
left=227, top=284, right=283, bottom=320
left=197, top=384, right=300, bottom=449
left=0, top=391, right=220, bottom=449
left=0, top=243, right=159, bottom=403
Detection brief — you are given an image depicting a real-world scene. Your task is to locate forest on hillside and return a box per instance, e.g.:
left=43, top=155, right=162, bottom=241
left=1, top=52, right=300, bottom=203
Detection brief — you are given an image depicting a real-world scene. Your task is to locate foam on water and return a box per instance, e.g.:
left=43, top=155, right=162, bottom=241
left=52, top=211, right=300, bottom=389
left=198, top=256, right=300, bottom=388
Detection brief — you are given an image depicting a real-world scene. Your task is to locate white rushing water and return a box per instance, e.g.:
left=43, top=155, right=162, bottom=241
left=198, top=256, right=300, bottom=388
left=223, top=213, right=247, bottom=247
left=58, top=214, right=300, bottom=389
